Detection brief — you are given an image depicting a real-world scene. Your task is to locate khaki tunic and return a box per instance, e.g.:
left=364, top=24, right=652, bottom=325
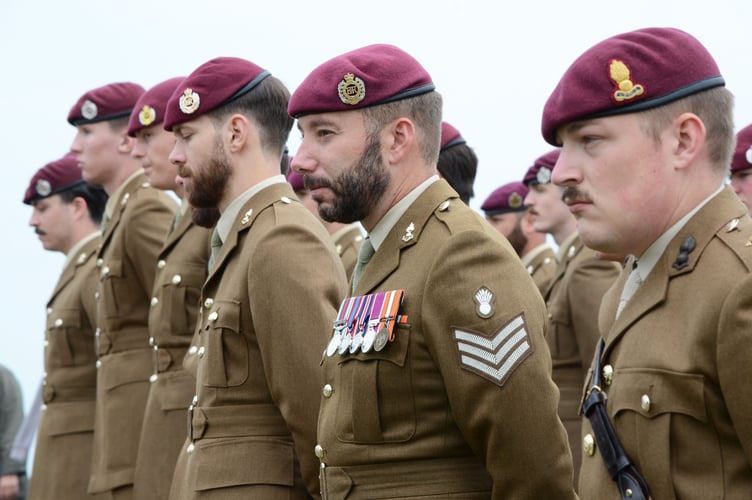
left=580, top=187, right=752, bottom=498
left=132, top=209, right=211, bottom=500
left=169, top=183, right=347, bottom=500
left=89, top=174, right=177, bottom=494
left=524, top=244, right=557, bottom=296
left=317, top=180, right=577, bottom=499
left=332, top=223, right=363, bottom=278
left=544, top=235, right=620, bottom=482
left=27, top=237, right=105, bottom=500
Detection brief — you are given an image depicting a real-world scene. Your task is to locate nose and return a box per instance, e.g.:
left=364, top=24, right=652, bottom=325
left=70, top=130, right=83, bottom=153
left=169, top=140, right=185, bottom=166
left=550, top=147, right=580, bottom=187
left=132, top=138, right=146, bottom=159
left=523, top=189, right=535, bottom=208
left=290, top=144, right=315, bottom=174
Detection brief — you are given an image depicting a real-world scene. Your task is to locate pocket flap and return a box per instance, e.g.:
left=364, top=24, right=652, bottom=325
left=610, top=368, right=706, bottom=421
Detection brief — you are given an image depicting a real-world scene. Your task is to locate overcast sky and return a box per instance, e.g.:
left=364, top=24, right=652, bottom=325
left=3, top=0, right=752, bottom=419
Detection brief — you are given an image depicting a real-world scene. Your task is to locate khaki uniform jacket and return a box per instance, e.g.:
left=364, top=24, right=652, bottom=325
left=89, top=174, right=177, bottom=494
left=580, top=187, right=752, bottom=499
left=544, top=236, right=620, bottom=481
left=29, top=236, right=107, bottom=500
left=317, top=180, right=577, bottom=500
left=525, top=245, right=557, bottom=296
left=169, top=183, right=347, bottom=500
left=132, top=209, right=212, bottom=500
left=332, top=224, right=363, bottom=278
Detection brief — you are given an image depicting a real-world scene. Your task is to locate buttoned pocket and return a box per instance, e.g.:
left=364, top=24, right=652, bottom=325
left=203, top=301, right=248, bottom=388
left=155, top=262, right=206, bottom=337
left=46, top=308, right=82, bottom=367
left=335, top=323, right=415, bottom=443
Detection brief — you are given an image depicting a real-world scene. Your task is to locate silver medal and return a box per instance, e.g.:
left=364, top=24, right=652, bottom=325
left=349, top=331, right=363, bottom=353
left=361, top=320, right=379, bottom=352
left=373, top=327, right=389, bottom=351
left=326, top=331, right=341, bottom=357
left=338, top=332, right=351, bottom=355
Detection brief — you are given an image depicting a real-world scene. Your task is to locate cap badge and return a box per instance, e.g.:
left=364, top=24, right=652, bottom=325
left=536, top=166, right=552, bottom=184
left=138, top=105, right=156, bottom=126
left=81, top=99, right=98, bottom=120
left=402, top=222, right=415, bottom=242
left=179, top=88, right=200, bottom=114
left=745, top=146, right=752, bottom=164
left=35, top=179, right=52, bottom=197
left=508, top=192, right=523, bottom=209
left=338, top=73, right=366, bottom=106
left=610, top=60, right=644, bottom=102
left=473, top=287, right=495, bottom=319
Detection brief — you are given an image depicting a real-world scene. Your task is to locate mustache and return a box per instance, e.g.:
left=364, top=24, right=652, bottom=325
left=561, top=186, right=592, bottom=204
left=176, top=164, right=191, bottom=178
left=34, top=228, right=45, bottom=236
left=303, top=175, right=333, bottom=191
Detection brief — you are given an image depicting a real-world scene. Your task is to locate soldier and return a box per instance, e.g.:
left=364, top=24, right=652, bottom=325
left=0, top=365, right=26, bottom=500
left=545, top=27, right=752, bottom=498
left=163, top=57, right=347, bottom=499
left=437, top=121, right=477, bottom=204
left=289, top=43, right=577, bottom=499
left=126, top=77, right=213, bottom=500
left=287, top=169, right=364, bottom=277
left=68, top=82, right=178, bottom=499
left=23, top=153, right=108, bottom=500
left=522, top=148, right=620, bottom=483
left=730, top=123, right=752, bottom=212
left=481, top=180, right=556, bottom=295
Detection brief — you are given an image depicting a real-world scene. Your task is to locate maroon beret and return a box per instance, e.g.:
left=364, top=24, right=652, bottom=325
left=541, top=27, right=725, bottom=145
left=440, top=121, right=466, bottom=151
left=523, top=149, right=560, bottom=186
left=68, top=82, right=145, bottom=126
left=288, top=44, right=435, bottom=118
left=481, top=181, right=529, bottom=216
left=23, top=152, right=85, bottom=204
left=286, top=167, right=305, bottom=192
left=127, top=77, right=185, bottom=137
left=163, top=57, right=270, bottom=130
left=731, top=124, right=752, bottom=174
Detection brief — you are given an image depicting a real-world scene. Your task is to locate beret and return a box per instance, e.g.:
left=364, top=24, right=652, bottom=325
left=288, top=43, right=435, bottom=117
left=541, top=27, right=725, bottom=145
left=127, top=77, right=185, bottom=137
left=440, top=121, right=466, bottom=151
left=481, top=181, right=529, bottom=216
left=286, top=167, right=305, bottom=192
left=523, top=149, right=560, bottom=186
left=23, top=152, right=85, bottom=204
left=68, top=82, right=145, bottom=125
left=731, top=124, right=752, bottom=174
left=164, top=57, right=270, bottom=130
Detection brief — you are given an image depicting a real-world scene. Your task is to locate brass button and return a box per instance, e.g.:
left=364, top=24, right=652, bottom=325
left=314, top=444, right=325, bottom=459
left=171, top=274, right=182, bottom=285
left=157, top=259, right=166, bottom=269
left=97, top=258, right=104, bottom=267
left=148, top=336, right=155, bottom=346
left=149, top=374, right=158, bottom=383
left=46, top=307, right=52, bottom=315
left=95, top=291, right=100, bottom=300
left=188, top=346, right=198, bottom=355
left=207, top=311, right=218, bottom=322
left=322, top=384, right=334, bottom=398
left=625, top=488, right=633, bottom=497
left=102, top=266, right=110, bottom=276
left=204, top=298, right=214, bottom=308
left=186, top=443, right=195, bottom=454
left=583, top=433, right=595, bottom=456
left=602, top=364, right=614, bottom=385
left=96, top=360, right=102, bottom=369
left=198, top=346, right=205, bottom=358
left=151, top=297, right=159, bottom=306
left=641, top=394, right=651, bottom=412
left=54, top=318, right=63, bottom=328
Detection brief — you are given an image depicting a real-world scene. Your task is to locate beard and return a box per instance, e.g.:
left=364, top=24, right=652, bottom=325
left=505, top=221, right=528, bottom=257
left=191, top=207, right=221, bottom=228
left=185, top=136, right=232, bottom=211
left=305, top=133, right=389, bottom=224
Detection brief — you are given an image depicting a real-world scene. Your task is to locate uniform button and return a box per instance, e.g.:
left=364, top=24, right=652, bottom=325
left=322, top=384, right=334, bottom=398
left=192, top=395, right=198, bottom=405
left=602, top=364, right=614, bottom=386
left=198, top=346, right=205, bottom=358
left=95, top=291, right=100, bottom=300
left=583, top=433, right=595, bottom=456
left=148, top=336, right=155, bottom=346
left=102, top=266, right=110, bottom=275
left=280, top=196, right=291, bottom=204
left=149, top=374, right=158, bottom=383
left=207, top=311, right=218, bottom=322
left=171, top=274, right=182, bottom=285
left=95, top=328, right=101, bottom=337
left=204, top=298, right=214, bottom=308
left=46, top=307, right=52, bottom=315
left=547, top=312, right=553, bottom=320
left=96, top=360, right=102, bottom=369
left=151, top=296, right=159, bottom=306
left=41, top=404, right=47, bottom=411
left=54, top=318, right=63, bottom=328
left=44, top=340, right=49, bottom=347
left=186, top=443, right=195, bottom=454
left=314, top=444, right=325, bottom=459
left=188, top=346, right=198, bottom=355
left=157, top=259, right=166, bottom=269
left=641, top=394, right=651, bottom=412
left=97, top=258, right=104, bottom=267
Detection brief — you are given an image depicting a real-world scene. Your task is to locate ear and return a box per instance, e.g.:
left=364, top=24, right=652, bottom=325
left=673, top=112, right=706, bottom=171
left=384, top=117, right=414, bottom=164
left=227, top=114, right=250, bottom=153
left=70, top=196, right=89, bottom=221
left=118, top=133, right=135, bottom=154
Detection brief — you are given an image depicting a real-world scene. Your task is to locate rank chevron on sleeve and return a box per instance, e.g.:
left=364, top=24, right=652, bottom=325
left=453, top=314, right=532, bottom=386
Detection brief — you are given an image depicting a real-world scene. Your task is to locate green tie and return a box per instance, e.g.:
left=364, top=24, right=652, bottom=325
left=208, top=229, right=222, bottom=272
left=351, top=237, right=375, bottom=293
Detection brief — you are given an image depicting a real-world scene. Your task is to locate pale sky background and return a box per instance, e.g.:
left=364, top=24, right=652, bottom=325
left=3, top=0, right=752, bottom=447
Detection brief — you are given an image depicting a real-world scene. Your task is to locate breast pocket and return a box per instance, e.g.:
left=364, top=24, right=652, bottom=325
left=335, top=323, right=416, bottom=444
left=203, top=301, right=248, bottom=388
left=99, top=259, right=124, bottom=319
left=46, top=308, right=83, bottom=367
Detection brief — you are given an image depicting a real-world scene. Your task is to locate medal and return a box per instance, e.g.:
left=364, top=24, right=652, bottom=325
left=350, top=294, right=374, bottom=353
left=361, top=291, right=387, bottom=353
left=373, top=327, right=389, bottom=351
left=339, top=295, right=364, bottom=355
left=328, top=298, right=355, bottom=357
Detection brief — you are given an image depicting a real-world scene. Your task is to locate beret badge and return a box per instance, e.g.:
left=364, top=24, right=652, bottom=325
left=179, top=88, right=200, bottom=114
left=138, top=105, right=156, bottom=126
left=338, top=73, right=366, bottom=105
left=35, top=179, right=52, bottom=197
left=81, top=100, right=98, bottom=120
left=610, top=60, right=644, bottom=102
left=537, top=166, right=552, bottom=184
left=746, top=146, right=752, bottom=164
left=508, top=192, right=523, bottom=209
